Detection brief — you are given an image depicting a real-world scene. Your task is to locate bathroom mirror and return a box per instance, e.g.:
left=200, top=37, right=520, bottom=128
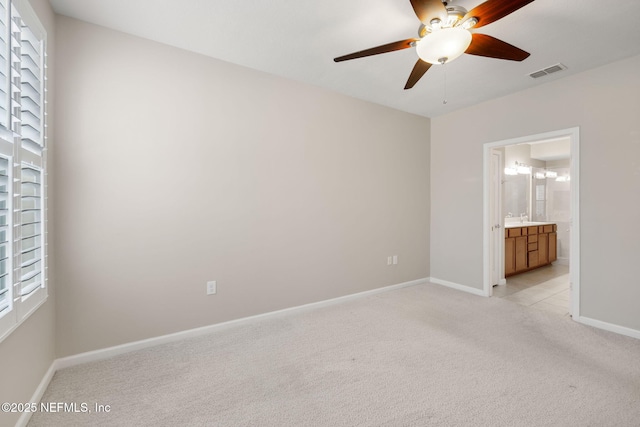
left=503, top=173, right=529, bottom=218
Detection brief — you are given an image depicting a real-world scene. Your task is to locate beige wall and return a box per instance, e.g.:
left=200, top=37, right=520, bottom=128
left=0, top=1, right=56, bottom=425
left=54, top=16, right=430, bottom=357
left=431, top=54, right=640, bottom=331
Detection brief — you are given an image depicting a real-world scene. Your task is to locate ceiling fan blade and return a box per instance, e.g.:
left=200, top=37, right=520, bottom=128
left=465, top=0, right=535, bottom=29
left=465, top=33, right=530, bottom=61
left=404, top=59, right=432, bottom=90
left=334, top=39, right=418, bottom=62
left=410, top=0, right=447, bottom=24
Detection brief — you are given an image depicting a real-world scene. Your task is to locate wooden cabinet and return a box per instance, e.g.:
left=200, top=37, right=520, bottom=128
left=538, top=232, right=548, bottom=265
left=505, top=237, right=515, bottom=276
left=515, top=236, right=527, bottom=272
left=505, top=224, right=557, bottom=277
left=549, top=232, right=557, bottom=262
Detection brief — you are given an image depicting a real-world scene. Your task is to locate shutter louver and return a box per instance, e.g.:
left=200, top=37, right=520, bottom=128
left=19, top=164, right=41, bottom=298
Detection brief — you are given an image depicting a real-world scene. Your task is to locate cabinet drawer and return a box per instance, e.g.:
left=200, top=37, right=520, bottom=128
left=507, top=228, right=522, bottom=237
left=528, top=226, right=538, bottom=235
left=543, top=225, right=554, bottom=233
left=528, top=234, right=538, bottom=243
left=528, top=242, right=538, bottom=251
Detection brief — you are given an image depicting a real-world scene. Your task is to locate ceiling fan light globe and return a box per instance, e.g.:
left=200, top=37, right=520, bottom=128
left=416, top=27, right=472, bottom=65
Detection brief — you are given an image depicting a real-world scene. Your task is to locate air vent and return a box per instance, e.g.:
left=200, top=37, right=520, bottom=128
left=529, top=63, right=567, bottom=79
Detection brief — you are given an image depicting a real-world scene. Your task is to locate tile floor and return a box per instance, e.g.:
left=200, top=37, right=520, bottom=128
left=493, top=263, right=570, bottom=317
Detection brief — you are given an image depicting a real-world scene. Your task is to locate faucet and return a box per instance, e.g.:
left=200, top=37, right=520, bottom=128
left=520, top=213, right=527, bottom=223
left=506, top=212, right=513, bottom=218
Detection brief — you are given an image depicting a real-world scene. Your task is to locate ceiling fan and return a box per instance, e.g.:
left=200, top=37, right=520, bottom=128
left=334, top=0, right=535, bottom=89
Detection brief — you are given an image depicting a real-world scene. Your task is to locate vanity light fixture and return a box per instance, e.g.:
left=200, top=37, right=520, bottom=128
left=538, top=169, right=560, bottom=179
left=504, top=161, right=532, bottom=176
left=515, top=162, right=531, bottom=175
left=504, top=166, right=518, bottom=176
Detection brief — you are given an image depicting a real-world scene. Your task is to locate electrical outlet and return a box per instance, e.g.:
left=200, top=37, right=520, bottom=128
left=387, top=256, right=392, bottom=265
left=206, top=280, right=217, bottom=295
left=392, top=255, right=398, bottom=265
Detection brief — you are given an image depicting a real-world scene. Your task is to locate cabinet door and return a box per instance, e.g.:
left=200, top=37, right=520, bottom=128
left=505, top=237, right=515, bottom=276
left=528, top=250, right=539, bottom=268
left=538, top=232, right=549, bottom=265
left=515, top=236, right=527, bottom=272
left=549, top=232, right=557, bottom=262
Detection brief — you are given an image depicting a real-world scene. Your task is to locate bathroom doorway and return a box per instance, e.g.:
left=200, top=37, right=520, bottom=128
left=483, top=128, right=580, bottom=317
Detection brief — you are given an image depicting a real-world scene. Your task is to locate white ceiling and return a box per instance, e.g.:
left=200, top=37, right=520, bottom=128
left=47, top=0, right=640, bottom=118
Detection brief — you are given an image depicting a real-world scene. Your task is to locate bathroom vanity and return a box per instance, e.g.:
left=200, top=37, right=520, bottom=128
left=505, top=222, right=557, bottom=276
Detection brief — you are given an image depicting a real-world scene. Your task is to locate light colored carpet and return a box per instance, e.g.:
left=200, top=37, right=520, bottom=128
left=29, top=282, right=640, bottom=426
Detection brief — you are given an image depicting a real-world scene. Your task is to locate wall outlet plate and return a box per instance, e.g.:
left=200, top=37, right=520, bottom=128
left=207, top=281, right=217, bottom=295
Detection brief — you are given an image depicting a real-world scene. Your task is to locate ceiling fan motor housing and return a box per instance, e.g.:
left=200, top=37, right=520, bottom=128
left=419, top=4, right=470, bottom=37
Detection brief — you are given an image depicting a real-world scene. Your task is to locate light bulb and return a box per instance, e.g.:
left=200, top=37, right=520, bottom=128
left=504, top=167, right=518, bottom=176
left=461, top=17, right=478, bottom=30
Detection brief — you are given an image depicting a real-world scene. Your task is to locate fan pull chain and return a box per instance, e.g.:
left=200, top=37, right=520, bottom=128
left=440, top=58, right=448, bottom=105
left=443, top=64, right=447, bottom=104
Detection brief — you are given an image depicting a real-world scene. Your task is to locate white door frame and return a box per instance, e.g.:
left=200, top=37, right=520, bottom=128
left=482, top=127, right=580, bottom=317
left=490, top=149, right=506, bottom=287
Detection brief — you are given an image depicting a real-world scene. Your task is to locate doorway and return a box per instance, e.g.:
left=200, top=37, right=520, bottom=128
left=483, top=128, right=580, bottom=317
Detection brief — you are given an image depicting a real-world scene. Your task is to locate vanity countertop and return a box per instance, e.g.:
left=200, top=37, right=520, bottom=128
left=505, top=221, right=555, bottom=229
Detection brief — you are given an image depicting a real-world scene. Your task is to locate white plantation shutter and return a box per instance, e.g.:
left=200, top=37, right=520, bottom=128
left=0, top=0, right=9, bottom=130
left=0, top=0, right=46, bottom=342
left=0, top=148, right=13, bottom=337
left=20, top=21, right=42, bottom=152
left=11, top=0, right=44, bottom=151
left=0, top=156, right=10, bottom=316
left=19, top=164, right=41, bottom=297
left=9, top=2, right=20, bottom=133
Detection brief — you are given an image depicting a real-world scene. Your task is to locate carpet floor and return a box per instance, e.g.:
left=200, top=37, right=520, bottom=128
left=29, top=282, right=640, bottom=426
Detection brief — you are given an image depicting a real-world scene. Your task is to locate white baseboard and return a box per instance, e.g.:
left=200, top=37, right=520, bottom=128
left=556, top=257, right=570, bottom=266
left=428, top=277, right=488, bottom=297
left=574, top=315, right=640, bottom=340
left=56, top=277, right=429, bottom=370
left=16, top=361, right=57, bottom=427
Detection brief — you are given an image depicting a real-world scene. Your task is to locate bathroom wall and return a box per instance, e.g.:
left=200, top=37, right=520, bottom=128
left=545, top=159, right=571, bottom=263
